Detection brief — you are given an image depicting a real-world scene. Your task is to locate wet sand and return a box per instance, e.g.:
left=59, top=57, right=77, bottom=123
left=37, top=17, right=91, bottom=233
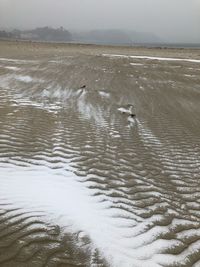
left=0, top=40, right=200, bottom=267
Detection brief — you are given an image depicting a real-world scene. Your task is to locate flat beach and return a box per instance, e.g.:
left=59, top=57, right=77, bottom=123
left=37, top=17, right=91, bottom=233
left=0, top=40, right=200, bottom=267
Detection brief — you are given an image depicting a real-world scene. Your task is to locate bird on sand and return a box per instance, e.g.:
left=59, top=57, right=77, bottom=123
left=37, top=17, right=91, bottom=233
left=118, top=104, right=136, bottom=117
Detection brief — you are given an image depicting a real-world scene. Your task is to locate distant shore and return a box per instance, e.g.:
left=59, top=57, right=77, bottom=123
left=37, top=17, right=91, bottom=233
left=0, top=39, right=200, bottom=61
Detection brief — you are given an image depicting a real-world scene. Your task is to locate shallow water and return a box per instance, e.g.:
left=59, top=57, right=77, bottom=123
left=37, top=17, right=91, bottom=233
left=0, top=47, right=200, bottom=267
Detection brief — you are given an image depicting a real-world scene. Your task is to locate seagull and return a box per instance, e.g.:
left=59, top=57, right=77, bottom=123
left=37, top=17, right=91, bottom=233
left=118, top=104, right=136, bottom=117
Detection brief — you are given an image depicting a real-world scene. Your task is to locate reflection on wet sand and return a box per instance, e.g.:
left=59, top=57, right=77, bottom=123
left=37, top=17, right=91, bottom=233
left=0, top=41, right=200, bottom=267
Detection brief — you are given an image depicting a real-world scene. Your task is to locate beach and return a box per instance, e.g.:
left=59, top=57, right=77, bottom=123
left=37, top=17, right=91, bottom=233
left=0, top=40, right=200, bottom=267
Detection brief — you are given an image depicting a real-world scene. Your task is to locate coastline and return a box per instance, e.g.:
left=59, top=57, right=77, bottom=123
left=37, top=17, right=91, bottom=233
left=1, top=38, right=200, bottom=61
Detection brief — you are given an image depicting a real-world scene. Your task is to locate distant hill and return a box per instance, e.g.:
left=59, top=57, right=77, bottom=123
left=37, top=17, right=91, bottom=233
left=0, top=27, right=162, bottom=45
left=0, top=30, right=17, bottom=39
left=72, top=29, right=162, bottom=45
left=0, top=27, right=72, bottom=42
left=21, top=27, right=72, bottom=42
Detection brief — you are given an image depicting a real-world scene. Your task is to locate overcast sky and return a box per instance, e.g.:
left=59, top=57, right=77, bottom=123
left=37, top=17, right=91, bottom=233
left=0, top=0, right=200, bottom=43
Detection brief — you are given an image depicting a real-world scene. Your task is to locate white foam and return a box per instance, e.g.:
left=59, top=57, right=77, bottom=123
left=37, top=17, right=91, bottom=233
left=0, top=164, right=180, bottom=267
left=15, top=75, right=33, bottom=83
left=184, top=74, right=196, bottom=77
left=130, top=63, right=144, bottom=66
left=102, top=54, right=200, bottom=63
left=77, top=93, right=108, bottom=127
left=99, top=91, right=110, bottom=98
left=5, top=66, right=20, bottom=71
left=0, top=58, right=32, bottom=63
left=49, top=60, right=60, bottom=63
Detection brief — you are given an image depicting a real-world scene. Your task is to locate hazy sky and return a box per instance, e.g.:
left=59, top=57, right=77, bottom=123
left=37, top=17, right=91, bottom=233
left=0, top=0, right=200, bottom=43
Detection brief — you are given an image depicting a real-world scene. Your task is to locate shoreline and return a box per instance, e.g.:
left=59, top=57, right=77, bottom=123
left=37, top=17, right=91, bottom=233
left=1, top=37, right=200, bottom=49
left=1, top=39, right=200, bottom=61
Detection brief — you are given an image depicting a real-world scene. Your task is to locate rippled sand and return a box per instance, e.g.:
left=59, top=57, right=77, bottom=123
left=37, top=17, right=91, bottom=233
left=0, top=40, right=200, bottom=267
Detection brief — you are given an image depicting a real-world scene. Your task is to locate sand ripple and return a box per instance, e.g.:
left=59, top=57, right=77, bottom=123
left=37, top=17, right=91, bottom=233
left=0, top=52, right=200, bottom=267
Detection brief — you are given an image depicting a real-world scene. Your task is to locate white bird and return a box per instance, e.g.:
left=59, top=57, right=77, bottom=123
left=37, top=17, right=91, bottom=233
left=118, top=104, right=136, bottom=117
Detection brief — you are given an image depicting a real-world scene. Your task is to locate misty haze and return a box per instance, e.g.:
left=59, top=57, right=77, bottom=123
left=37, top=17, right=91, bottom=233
left=0, top=0, right=200, bottom=44
left=0, top=1, right=200, bottom=267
